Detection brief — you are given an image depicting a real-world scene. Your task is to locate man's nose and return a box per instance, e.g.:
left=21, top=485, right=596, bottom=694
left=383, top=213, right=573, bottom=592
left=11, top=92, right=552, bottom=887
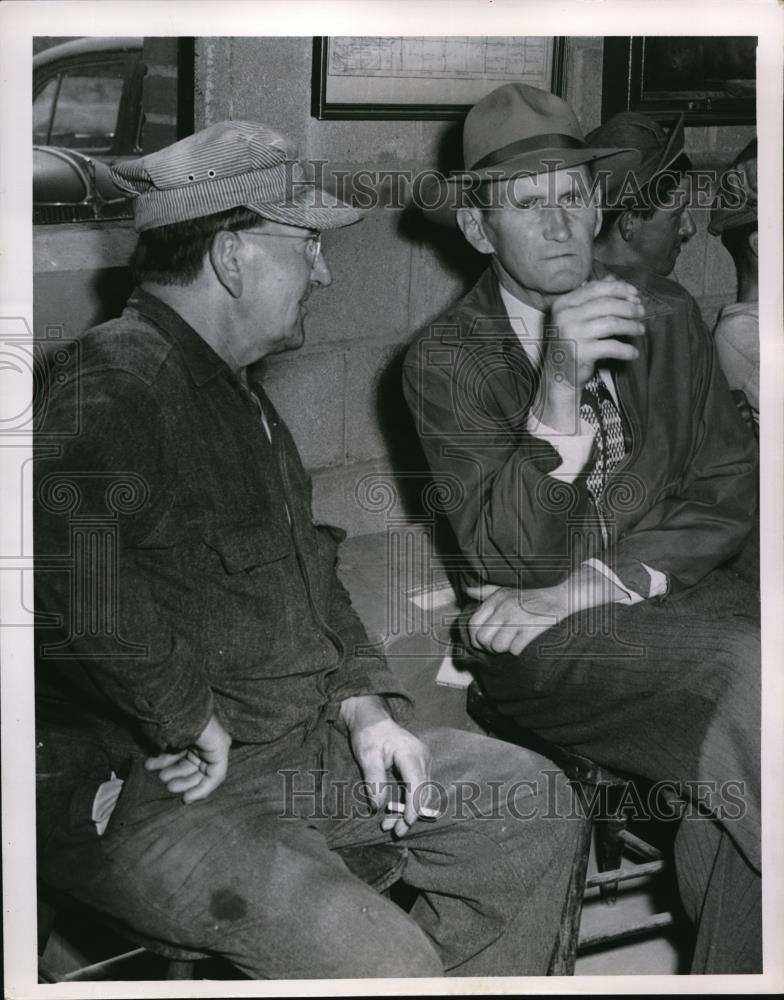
left=543, top=206, right=570, bottom=240
left=680, top=209, right=696, bottom=241
left=311, top=252, right=332, bottom=287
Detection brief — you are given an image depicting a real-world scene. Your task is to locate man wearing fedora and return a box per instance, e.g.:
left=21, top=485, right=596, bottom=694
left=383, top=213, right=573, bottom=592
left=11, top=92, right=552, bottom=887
left=404, top=83, right=760, bottom=972
left=33, top=120, right=581, bottom=980
left=584, top=112, right=697, bottom=278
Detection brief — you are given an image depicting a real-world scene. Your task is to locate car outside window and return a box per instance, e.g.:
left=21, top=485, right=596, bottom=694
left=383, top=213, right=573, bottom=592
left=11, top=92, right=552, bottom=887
left=33, top=76, right=59, bottom=145
left=38, top=61, right=126, bottom=153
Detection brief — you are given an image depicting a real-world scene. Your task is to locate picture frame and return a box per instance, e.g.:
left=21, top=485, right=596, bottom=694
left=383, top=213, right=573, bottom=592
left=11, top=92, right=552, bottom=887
left=601, top=36, right=756, bottom=126
left=311, top=36, right=566, bottom=120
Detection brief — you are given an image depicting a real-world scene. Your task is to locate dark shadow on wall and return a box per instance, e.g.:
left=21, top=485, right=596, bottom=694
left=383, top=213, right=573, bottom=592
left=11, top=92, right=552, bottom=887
left=34, top=266, right=135, bottom=352
left=373, top=119, right=484, bottom=563
left=396, top=119, right=486, bottom=300
left=375, top=342, right=462, bottom=566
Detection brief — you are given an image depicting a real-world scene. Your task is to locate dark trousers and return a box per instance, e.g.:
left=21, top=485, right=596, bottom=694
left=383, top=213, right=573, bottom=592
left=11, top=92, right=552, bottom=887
left=463, top=567, right=761, bottom=974
left=37, top=723, right=579, bottom=979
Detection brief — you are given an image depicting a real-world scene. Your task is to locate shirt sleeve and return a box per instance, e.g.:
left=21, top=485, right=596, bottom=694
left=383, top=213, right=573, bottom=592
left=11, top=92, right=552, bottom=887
left=35, top=369, right=215, bottom=751
left=527, top=413, right=596, bottom=483
left=583, top=558, right=668, bottom=604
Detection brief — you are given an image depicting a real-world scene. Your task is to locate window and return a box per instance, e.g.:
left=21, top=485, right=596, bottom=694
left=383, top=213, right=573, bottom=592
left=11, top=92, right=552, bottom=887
left=48, top=61, right=126, bottom=153
left=33, top=76, right=58, bottom=145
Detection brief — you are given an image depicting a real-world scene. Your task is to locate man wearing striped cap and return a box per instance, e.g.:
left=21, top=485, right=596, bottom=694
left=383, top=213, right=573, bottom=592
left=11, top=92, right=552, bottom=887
left=34, top=121, right=579, bottom=979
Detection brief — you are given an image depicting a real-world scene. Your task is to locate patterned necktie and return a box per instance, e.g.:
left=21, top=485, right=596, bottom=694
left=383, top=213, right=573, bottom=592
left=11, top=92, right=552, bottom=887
left=579, top=371, right=626, bottom=509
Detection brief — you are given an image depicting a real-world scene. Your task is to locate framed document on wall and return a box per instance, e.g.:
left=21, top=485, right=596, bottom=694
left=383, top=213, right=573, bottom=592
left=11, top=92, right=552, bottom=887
left=602, top=36, right=756, bottom=126
left=311, top=36, right=566, bottom=120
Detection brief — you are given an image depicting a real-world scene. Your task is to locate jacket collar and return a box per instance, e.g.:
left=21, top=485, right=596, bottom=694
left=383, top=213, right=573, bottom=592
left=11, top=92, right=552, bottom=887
left=125, top=287, right=231, bottom=387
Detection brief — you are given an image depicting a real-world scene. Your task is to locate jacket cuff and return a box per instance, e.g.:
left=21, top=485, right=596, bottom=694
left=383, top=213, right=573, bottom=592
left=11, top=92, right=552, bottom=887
left=610, top=558, right=667, bottom=601
left=131, top=636, right=216, bottom=751
left=326, top=662, right=415, bottom=727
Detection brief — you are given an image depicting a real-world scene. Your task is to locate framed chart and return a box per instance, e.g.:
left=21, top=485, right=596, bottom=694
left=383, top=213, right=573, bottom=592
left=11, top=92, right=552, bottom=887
left=312, top=36, right=567, bottom=120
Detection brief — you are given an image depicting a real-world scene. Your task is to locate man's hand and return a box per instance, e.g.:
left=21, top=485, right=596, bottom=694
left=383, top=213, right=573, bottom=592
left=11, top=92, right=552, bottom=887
left=145, top=713, right=231, bottom=804
left=467, top=582, right=568, bottom=657
left=340, top=695, right=435, bottom=838
left=536, top=275, right=646, bottom=432
left=467, top=563, right=628, bottom=657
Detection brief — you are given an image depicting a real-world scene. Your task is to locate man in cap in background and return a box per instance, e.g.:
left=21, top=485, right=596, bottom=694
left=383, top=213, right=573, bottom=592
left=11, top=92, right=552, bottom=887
left=585, top=112, right=696, bottom=278
left=709, top=139, right=759, bottom=432
left=585, top=113, right=757, bottom=439
left=34, top=121, right=579, bottom=979
left=404, top=83, right=760, bottom=973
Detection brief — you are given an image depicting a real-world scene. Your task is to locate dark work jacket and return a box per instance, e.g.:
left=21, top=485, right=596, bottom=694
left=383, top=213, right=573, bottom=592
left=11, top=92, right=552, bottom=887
left=35, top=288, right=412, bottom=759
left=402, top=262, right=758, bottom=597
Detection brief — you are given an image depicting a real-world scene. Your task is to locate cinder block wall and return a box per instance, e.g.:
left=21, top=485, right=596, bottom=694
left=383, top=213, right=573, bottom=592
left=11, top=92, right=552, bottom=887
left=141, top=37, right=179, bottom=153
left=194, top=36, right=609, bottom=535
left=34, top=36, right=755, bottom=538
left=671, top=125, right=757, bottom=329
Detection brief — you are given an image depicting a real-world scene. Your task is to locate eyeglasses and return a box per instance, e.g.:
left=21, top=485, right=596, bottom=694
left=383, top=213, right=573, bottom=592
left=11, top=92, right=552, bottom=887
left=242, top=230, right=322, bottom=262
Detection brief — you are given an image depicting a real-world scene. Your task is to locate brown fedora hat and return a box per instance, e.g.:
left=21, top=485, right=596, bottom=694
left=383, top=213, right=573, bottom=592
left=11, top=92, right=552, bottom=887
left=419, top=83, right=639, bottom=225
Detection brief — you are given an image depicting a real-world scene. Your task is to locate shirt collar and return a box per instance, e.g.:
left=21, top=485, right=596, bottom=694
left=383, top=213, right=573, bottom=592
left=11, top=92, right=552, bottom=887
left=497, top=283, right=545, bottom=367
left=125, top=287, right=231, bottom=387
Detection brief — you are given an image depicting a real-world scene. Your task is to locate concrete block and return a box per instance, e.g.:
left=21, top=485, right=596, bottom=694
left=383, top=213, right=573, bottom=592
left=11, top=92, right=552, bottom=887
left=261, top=348, right=345, bottom=469
left=408, top=232, right=485, bottom=333
left=709, top=125, right=757, bottom=167
left=231, top=37, right=312, bottom=145
left=684, top=126, right=712, bottom=169
left=194, top=38, right=232, bottom=128
left=568, top=39, right=604, bottom=133
left=344, top=340, right=404, bottom=463
left=703, top=225, right=739, bottom=298
left=672, top=220, right=709, bottom=300
left=311, top=118, right=425, bottom=170
left=306, top=211, right=412, bottom=345
left=699, top=293, right=735, bottom=332
left=311, top=459, right=403, bottom=537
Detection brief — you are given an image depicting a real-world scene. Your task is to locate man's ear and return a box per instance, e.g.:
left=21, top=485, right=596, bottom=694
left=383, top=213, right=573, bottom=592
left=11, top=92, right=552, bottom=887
left=456, top=207, right=496, bottom=255
left=749, top=229, right=759, bottom=258
left=210, top=230, right=244, bottom=298
left=618, top=210, right=637, bottom=244
left=593, top=202, right=603, bottom=238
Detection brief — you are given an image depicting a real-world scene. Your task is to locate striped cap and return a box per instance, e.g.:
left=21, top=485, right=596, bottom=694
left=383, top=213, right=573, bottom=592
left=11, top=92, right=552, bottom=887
left=111, top=121, right=363, bottom=232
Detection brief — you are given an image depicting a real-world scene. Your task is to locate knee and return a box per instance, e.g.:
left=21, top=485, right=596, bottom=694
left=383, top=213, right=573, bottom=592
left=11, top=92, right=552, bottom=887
left=315, top=889, right=444, bottom=978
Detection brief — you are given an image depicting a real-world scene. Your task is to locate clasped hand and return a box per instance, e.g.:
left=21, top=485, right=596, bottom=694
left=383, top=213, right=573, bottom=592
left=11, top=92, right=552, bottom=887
left=465, top=583, right=566, bottom=657
left=145, top=713, right=231, bottom=804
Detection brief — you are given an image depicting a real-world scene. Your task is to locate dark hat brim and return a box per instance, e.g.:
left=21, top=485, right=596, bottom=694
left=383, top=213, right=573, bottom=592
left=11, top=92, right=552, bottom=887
left=586, top=113, right=687, bottom=198
left=708, top=205, right=758, bottom=236
left=419, top=146, right=641, bottom=226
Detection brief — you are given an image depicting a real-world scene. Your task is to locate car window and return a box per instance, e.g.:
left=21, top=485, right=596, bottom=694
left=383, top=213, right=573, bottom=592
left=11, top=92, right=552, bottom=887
left=48, top=61, right=125, bottom=153
left=33, top=76, right=59, bottom=144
